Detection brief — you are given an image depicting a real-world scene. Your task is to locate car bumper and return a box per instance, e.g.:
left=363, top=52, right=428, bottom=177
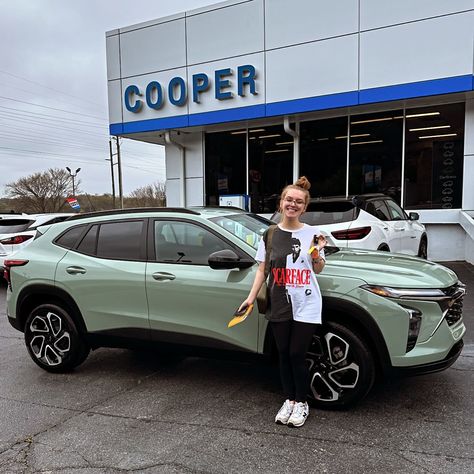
left=392, top=339, right=464, bottom=376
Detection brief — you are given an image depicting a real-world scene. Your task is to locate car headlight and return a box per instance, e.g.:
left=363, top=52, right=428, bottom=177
left=361, top=285, right=446, bottom=300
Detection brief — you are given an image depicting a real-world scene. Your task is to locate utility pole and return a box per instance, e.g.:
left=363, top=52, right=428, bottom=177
left=115, top=136, right=124, bottom=209
left=107, top=140, right=116, bottom=209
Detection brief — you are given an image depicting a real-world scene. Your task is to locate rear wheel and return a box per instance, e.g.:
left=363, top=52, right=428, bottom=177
left=377, top=244, right=390, bottom=252
left=24, top=303, right=90, bottom=373
left=306, top=321, right=375, bottom=409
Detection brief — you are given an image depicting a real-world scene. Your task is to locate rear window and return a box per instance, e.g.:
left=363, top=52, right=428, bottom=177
left=0, top=219, right=34, bottom=233
left=55, top=225, right=87, bottom=249
left=272, top=201, right=358, bottom=225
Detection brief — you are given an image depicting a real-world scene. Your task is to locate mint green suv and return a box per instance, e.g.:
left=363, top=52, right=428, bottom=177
left=5, top=208, right=466, bottom=408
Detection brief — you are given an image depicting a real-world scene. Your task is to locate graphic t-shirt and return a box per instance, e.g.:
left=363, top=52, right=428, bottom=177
left=255, top=224, right=325, bottom=324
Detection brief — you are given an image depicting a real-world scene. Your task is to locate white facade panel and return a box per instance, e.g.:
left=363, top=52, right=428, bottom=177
left=182, top=132, right=204, bottom=178
left=165, top=178, right=181, bottom=206
left=265, top=0, right=358, bottom=50
left=120, top=19, right=186, bottom=78
left=360, top=12, right=474, bottom=90
left=187, top=53, right=264, bottom=115
left=121, top=67, right=188, bottom=124
left=186, top=0, right=264, bottom=65
left=107, top=80, right=123, bottom=124
left=186, top=178, right=205, bottom=206
left=361, top=0, right=474, bottom=30
left=165, top=132, right=204, bottom=180
left=106, top=35, right=121, bottom=81
left=265, top=35, right=359, bottom=103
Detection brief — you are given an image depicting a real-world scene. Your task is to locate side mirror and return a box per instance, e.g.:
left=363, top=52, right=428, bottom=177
left=409, top=212, right=419, bottom=221
left=208, top=249, right=254, bottom=270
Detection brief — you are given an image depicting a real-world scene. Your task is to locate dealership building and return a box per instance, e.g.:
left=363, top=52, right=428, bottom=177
left=106, top=0, right=474, bottom=262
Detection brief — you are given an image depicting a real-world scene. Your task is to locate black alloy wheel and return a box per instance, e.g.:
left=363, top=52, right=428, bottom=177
left=24, top=303, right=90, bottom=373
left=418, top=237, right=428, bottom=259
left=306, top=321, right=375, bottom=409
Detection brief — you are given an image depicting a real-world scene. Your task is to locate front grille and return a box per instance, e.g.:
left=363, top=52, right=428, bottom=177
left=445, top=294, right=464, bottom=326
left=442, top=283, right=465, bottom=326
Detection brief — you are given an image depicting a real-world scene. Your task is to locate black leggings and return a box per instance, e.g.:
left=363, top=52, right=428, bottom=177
left=271, top=320, right=316, bottom=403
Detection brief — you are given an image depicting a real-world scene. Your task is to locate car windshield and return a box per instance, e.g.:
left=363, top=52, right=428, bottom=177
left=0, top=219, right=34, bottom=233
left=272, top=201, right=358, bottom=225
left=210, top=213, right=272, bottom=249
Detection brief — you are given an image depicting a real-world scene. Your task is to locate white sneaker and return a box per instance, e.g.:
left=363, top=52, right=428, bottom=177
left=287, top=401, right=309, bottom=427
left=275, top=399, right=294, bottom=425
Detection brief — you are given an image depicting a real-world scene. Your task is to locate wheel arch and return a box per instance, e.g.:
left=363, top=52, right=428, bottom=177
left=322, top=297, right=392, bottom=376
left=16, top=284, right=87, bottom=336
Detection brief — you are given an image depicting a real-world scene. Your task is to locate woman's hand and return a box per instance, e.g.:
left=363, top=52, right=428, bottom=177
left=315, top=234, right=327, bottom=249
left=238, top=298, right=254, bottom=313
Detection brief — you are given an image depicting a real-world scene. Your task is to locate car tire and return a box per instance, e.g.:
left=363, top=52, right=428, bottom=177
left=377, top=244, right=390, bottom=252
left=418, top=237, right=428, bottom=259
left=24, top=303, right=90, bottom=373
left=306, top=321, right=375, bottom=410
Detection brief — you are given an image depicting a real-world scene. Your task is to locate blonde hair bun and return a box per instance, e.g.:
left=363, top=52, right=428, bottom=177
left=294, top=176, right=311, bottom=191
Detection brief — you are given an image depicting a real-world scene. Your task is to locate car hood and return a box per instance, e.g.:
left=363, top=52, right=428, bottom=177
left=325, top=249, right=458, bottom=288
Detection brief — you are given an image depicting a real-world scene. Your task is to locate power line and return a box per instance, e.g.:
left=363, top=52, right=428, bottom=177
left=0, top=69, right=103, bottom=110
left=0, top=103, right=107, bottom=127
left=0, top=95, right=107, bottom=121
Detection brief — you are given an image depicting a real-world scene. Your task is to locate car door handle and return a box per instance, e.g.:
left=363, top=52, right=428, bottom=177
left=152, top=272, right=176, bottom=281
left=66, top=266, right=87, bottom=275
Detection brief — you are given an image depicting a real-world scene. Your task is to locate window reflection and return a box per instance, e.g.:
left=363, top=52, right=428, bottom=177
left=248, top=125, right=293, bottom=213
left=349, top=111, right=403, bottom=203
left=300, top=117, right=347, bottom=197
left=404, top=103, right=464, bottom=209
left=205, top=131, right=246, bottom=206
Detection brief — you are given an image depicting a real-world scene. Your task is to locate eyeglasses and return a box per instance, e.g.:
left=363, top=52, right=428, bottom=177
left=283, top=196, right=305, bottom=206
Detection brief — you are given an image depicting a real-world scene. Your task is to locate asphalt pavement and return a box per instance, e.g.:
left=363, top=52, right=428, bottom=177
left=0, top=261, right=472, bottom=473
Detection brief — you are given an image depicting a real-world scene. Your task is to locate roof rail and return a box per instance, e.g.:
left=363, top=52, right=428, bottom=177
left=67, top=207, right=200, bottom=221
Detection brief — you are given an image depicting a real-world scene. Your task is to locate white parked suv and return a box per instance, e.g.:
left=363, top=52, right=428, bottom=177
left=0, top=213, right=74, bottom=271
left=271, top=194, right=427, bottom=258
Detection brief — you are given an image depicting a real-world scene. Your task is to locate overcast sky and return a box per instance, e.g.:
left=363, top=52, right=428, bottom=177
left=0, top=0, right=216, bottom=197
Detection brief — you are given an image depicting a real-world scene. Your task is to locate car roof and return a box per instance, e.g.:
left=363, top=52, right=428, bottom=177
left=309, top=194, right=389, bottom=204
left=65, top=206, right=248, bottom=222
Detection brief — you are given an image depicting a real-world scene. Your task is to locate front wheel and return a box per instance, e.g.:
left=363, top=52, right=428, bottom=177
left=24, top=303, right=90, bottom=373
left=306, top=321, right=375, bottom=409
left=418, top=237, right=428, bottom=259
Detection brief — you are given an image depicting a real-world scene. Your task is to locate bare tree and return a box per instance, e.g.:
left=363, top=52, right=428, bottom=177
left=5, top=168, right=79, bottom=213
left=128, top=182, right=166, bottom=208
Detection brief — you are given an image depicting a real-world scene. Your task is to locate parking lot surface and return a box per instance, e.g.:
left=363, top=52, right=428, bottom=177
left=0, top=261, right=473, bottom=473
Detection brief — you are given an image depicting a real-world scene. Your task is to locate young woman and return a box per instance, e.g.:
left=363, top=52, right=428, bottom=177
left=239, top=176, right=327, bottom=428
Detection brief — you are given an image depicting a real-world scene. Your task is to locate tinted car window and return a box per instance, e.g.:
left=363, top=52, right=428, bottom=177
left=0, top=219, right=34, bottom=233
left=385, top=199, right=407, bottom=221
left=366, top=200, right=391, bottom=221
left=55, top=225, right=87, bottom=249
left=272, top=201, right=358, bottom=225
left=76, top=225, right=98, bottom=254
left=154, top=221, right=227, bottom=265
left=96, top=220, right=144, bottom=260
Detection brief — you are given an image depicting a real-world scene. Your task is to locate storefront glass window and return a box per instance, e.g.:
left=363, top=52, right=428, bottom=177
left=404, top=103, right=465, bottom=209
left=349, top=110, right=403, bottom=203
left=300, top=117, right=348, bottom=197
left=205, top=131, right=246, bottom=206
left=248, top=125, right=293, bottom=213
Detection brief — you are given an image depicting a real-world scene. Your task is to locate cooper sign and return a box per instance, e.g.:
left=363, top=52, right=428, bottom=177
left=124, top=65, right=258, bottom=113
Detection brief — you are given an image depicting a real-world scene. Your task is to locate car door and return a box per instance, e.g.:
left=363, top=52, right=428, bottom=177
left=55, top=219, right=149, bottom=334
left=145, top=218, right=258, bottom=352
left=364, top=199, right=401, bottom=252
left=384, top=199, right=417, bottom=255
